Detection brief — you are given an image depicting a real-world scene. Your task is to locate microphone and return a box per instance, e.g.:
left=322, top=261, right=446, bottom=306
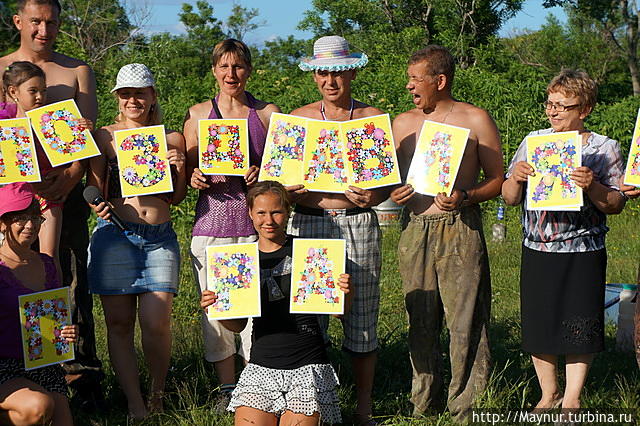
left=83, top=186, right=129, bottom=232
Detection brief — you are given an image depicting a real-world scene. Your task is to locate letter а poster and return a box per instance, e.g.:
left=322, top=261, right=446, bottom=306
left=198, top=119, right=249, bottom=176
left=206, top=243, right=261, bottom=320
left=526, top=131, right=582, bottom=211
left=26, top=99, right=100, bottom=167
left=623, top=108, right=640, bottom=187
left=342, top=114, right=400, bottom=189
left=303, top=120, right=349, bottom=193
left=114, top=125, right=174, bottom=197
left=19, top=287, right=74, bottom=370
left=290, top=239, right=346, bottom=315
left=406, top=120, right=470, bottom=196
left=0, top=118, right=41, bottom=184
left=259, top=113, right=307, bottom=185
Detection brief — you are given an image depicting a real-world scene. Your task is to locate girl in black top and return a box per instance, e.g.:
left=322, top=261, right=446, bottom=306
left=201, top=181, right=350, bottom=425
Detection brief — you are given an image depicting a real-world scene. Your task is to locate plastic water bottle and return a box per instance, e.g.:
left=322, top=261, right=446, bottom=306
left=491, top=205, right=506, bottom=242
left=616, top=284, right=636, bottom=351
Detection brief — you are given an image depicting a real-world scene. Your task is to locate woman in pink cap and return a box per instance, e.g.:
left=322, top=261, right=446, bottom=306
left=0, top=183, right=78, bottom=425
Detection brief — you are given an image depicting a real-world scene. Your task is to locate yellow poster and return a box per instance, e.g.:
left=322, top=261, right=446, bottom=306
left=19, top=287, right=75, bottom=370
left=302, top=120, right=349, bottom=193
left=623, top=108, right=640, bottom=187
left=206, top=243, right=261, bottom=320
left=26, top=99, right=100, bottom=167
left=198, top=119, right=249, bottom=176
left=406, top=120, right=470, bottom=196
left=290, top=239, right=346, bottom=315
left=258, top=113, right=307, bottom=185
left=342, top=114, right=401, bottom=189
left=526, top=131, right=583, bottom=211
left=114, top=125, right=174, bottom=197
left=0, top=118, right=41, bottom=184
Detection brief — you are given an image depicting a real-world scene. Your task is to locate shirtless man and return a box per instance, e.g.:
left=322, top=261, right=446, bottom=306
left=289, top=35, right=389, bottom=425
left=390, top=45, right=504, bottom=421
left=0, top=0, right=102, bottom=409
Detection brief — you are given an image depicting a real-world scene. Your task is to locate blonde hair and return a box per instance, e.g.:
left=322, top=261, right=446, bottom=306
left=547, top=69, right=598, bottom=110
left=247, top=181, right=291, bottom=213
left=114, top=87, right=163, bottom=126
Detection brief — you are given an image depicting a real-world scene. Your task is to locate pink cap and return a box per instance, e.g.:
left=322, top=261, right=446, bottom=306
left=0, top=183, right=35, bottom=218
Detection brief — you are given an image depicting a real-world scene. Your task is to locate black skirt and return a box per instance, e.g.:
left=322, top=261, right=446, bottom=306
left=520, top=246, right=606, bottom=354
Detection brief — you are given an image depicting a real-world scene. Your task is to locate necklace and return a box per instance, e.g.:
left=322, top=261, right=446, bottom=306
left=321, top=99, right=354, bottom=121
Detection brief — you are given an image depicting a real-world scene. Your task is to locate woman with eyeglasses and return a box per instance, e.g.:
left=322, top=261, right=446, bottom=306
left=502, top=69, right=626, bottom=415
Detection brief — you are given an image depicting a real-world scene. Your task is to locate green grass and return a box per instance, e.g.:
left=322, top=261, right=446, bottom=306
left=73, top=201, right=640, bottom=425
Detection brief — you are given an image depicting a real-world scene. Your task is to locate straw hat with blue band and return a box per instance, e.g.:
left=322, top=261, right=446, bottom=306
left=299, top=35, right=368, bottom=72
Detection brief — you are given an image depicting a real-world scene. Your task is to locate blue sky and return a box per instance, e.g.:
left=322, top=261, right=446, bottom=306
left=145, top=0, right=566, bottom=45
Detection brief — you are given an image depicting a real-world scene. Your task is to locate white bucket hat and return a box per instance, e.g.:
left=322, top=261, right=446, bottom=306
left=111, top=63, right=156, bottom=93
left=299, top=35, right=368, bottom=72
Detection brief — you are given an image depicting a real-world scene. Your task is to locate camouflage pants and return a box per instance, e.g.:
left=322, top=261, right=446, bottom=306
left=398, top=205, right=491, bottom=422
left=635, top=264, right=640, bottom=368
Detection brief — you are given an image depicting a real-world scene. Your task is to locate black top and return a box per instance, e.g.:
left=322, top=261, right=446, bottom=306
left=250, top=236, right=329, bottom=369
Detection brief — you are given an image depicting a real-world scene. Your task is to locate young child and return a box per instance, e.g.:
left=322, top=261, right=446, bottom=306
left=201, top=181, right=351, bottom=425
left=0, top=182, right=78, bottom=425
left=2, top=61, right=92, bottom=277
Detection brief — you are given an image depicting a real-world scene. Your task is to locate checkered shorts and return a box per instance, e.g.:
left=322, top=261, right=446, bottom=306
left=288, top=209, right=381, bottom=353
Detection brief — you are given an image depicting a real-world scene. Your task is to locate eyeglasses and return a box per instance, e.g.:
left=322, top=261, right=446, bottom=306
left=10, top=214, right=46, bottom=225
left=543, top=101, right=581, bottom=112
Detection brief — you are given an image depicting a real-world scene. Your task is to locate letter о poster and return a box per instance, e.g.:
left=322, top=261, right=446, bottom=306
left=114, top=125, right=173, bottom=197
left=0, top=118, right=41, bottom=184
left=19, top=287, right=74, bottom=370
left=259, top=113, right=307, bottom=185
left=206, top=243, right=261, bottom=320
left=26, top=99, right=100, bottom=167
left=526, top=131, right=582, bottom=211
left=623, top=108, right=640, bottom=187
left=198, top=119, right=249, bottom=176
left=407, top=120, right=470, bottom=196
left=290, top=239, right=346, bottom=315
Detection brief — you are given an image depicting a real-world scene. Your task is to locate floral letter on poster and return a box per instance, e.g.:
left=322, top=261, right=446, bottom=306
left=303, top=120, right=349, bottom=193
left=19, top=287, right=74, bottom=370
left=526, top=131, right=583, bottom=211
left=206, top=243, right=261, bottom=320
left=0, top=118, right=41, bottom=184
left=406, top=121, right=470, bottom=196
left=624, top=108, right=640, bottom=187
left=290, top=239, right=346, bottom=315
left=26, top=99, right=100, bottom=167
left=343, top=114, right=400, bottom=189
left=198, top=119, right=249, bottom=176
left=258, top=113, right=307, bottom=185
left=114, top=125, right=173, bottom=197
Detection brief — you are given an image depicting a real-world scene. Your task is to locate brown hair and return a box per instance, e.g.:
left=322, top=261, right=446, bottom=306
left=247, top=181, right=291, bottom=213
left=17, top=0, right=61, bottom=13
left=547, top=69, right=598, bottom=110
left=408, top=45, right=455, bottom=85
left=211, top=39, right=252, bottom=69
left=0, top=199, right=41, bottom=222
left=2, top=61, right=45, bottom=94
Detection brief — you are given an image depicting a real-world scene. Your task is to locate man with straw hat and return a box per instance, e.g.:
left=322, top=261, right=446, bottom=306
left=289, top=35, right=390, bottom=425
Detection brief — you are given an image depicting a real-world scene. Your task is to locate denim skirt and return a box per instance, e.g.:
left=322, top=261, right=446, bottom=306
left=88, top=218, right=180, bottom=295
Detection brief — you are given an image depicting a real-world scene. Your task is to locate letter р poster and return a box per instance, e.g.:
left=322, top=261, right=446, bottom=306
left=526, top=131, right=582, bottom=211
left=290, top=239, right=346, bottom=315
left=623, top=108, right=640, bottom=187
left=259, top=113, right=307, bottom=185
left=114, top=125, right=174, bottom=197
left=406, top=120, right=470, bottom=196
left=302, top=120, right=349, bottom=193
left=206, top=243, right=261, bottom=320
left=19, top=287, right=74, bottom=370
left=0, top=118, right=41, bottom=184
left=198, top=119, right=249, bottom=176
left=26, top=99, right=100, bottom=167
left=342, top=114, right=400, bottom=189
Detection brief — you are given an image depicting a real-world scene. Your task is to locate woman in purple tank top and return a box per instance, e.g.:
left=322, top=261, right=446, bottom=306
left=183, top=39, right=280, bottom=409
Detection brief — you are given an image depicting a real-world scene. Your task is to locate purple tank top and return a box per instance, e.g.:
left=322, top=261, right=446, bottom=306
left=0, top=102, right=17, bottom=119
left=192, top=92, right=267, bottom=237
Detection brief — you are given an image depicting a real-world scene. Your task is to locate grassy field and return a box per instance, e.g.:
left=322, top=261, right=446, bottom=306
left=73, top=200, right=640, bottom=425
